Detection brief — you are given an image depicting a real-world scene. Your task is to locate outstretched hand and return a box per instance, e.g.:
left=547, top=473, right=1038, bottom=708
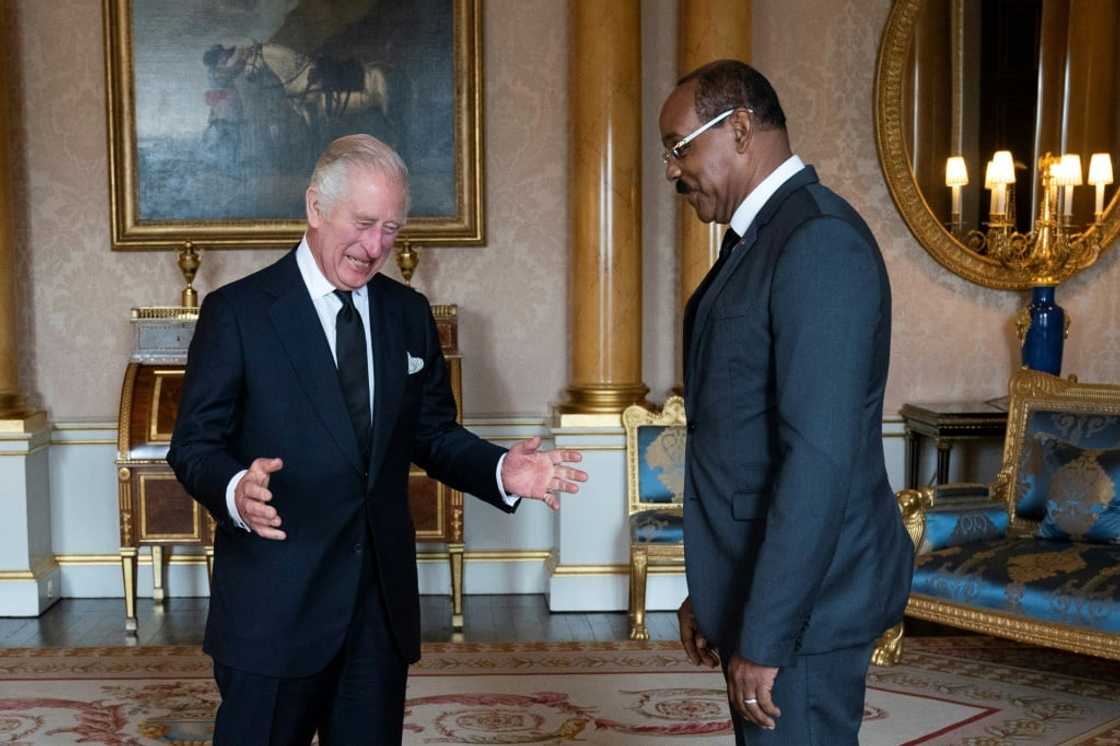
left=500, top=436, right=587, bottom=510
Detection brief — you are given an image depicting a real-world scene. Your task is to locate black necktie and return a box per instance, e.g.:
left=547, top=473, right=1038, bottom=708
left=683, top=227, right=741, bottom=366
left=334, top=290, right=371, bottom=457
left=717, top=226, right=740, bottom=264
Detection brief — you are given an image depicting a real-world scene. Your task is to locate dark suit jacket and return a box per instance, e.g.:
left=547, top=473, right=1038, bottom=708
left=682, top=166, right=913, bottom=668
left=168, top=250, right=512, bottom=678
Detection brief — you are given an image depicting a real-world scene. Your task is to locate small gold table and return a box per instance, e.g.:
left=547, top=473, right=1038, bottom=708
left=899, top=400, right=1008, bottom=489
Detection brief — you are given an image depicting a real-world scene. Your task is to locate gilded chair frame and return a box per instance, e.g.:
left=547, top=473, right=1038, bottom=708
left=903, top=369, right=1120, bottom=660
left=623, top=395, right=687, bottom=641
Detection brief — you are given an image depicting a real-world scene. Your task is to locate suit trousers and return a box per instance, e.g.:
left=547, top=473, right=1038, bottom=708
left=212, top=525, right=408, bottom=745
left=724, top=642, right=876, bottom=746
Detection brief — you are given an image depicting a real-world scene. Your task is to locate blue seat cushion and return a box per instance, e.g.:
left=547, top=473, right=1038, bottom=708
left=630, top=509, right=683, bottom=544
left=913, top=538, right=1120, bottom=632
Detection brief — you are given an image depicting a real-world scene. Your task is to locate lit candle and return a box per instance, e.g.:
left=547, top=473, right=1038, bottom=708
left=988, top=151, right=1015, bottom=219
left=1089, top=153, right=1114, bottom=219
left=945, top=156, right=968, bottom=223
left=1059, top=154, right=1083, bottom=217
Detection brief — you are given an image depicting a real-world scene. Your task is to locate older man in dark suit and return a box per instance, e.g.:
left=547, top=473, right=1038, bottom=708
left=168, top=134, right=586, bottom=745
left=659, top=60, right=914, bottom=744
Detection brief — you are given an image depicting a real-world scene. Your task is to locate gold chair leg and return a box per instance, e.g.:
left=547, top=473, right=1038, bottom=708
left=449, top=543, right=465, bottom=631
left=871, top=621, right=905, bottom=666
left=205, top=545, right=215, bottom=585
left=120, top=548, right=138, bottom=635
left=629, top=546, right=650, bottom=641
left=150, top=545, right=165, bottom=604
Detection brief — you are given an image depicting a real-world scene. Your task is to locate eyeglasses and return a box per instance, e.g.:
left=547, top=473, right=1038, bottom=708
left=662, top=108, right=751, bottom=163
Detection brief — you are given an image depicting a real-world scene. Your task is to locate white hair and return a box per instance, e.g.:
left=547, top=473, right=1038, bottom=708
left=309, top=134, right=410, bottom=215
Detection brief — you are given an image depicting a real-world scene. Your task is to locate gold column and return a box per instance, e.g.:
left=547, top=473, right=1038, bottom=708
left=676, top=0, right=751, bottom=387
left=0, top=6, right=41, bottom=429
left=558, top=0, right=648, bottom=422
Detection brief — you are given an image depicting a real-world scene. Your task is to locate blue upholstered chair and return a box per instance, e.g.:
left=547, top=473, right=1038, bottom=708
left=622, top=396, right=687, bottom=640
left=902, top=369, right=1120, bottom=659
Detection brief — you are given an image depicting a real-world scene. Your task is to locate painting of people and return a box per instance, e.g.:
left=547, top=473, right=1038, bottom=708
left=105, top=0, right=482, bottom=249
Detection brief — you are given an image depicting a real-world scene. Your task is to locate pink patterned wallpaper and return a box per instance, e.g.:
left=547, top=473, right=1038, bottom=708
left=8, top=0, right=1120, bottom=420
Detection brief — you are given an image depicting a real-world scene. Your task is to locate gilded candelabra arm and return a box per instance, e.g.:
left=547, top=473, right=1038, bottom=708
left=896, top=487, right=934, bottom=555
left=1015, top=306, right=1032, bottom=345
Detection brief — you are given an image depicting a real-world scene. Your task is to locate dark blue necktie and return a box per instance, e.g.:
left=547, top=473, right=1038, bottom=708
left=334, top=290, right=371, bottom=457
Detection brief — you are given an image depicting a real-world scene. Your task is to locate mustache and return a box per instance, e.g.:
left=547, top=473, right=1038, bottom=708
left=675, top=180, right=692, bottom=195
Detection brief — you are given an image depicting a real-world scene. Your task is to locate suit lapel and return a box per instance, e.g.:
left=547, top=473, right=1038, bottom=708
left=266, top=252, right=364, bottom=474
left=684, top=167, right=820, bottom=391
left=366, top=275, right=406, bottom=483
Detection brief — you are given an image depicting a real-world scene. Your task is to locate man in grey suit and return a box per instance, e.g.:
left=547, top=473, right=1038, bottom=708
left=659, top=60, right=914, bottom=744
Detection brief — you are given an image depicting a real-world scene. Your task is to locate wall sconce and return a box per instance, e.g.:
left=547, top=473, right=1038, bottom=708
left=1089, top=152, right=1115, bottom=220
left=986, top=150, right=1016, bottom=224
left=1058, top=153, right=1082, bottom=221
left=944, top=156, right=968, bottom=235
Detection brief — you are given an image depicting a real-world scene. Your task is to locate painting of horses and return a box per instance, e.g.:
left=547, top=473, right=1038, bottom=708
left=104, top=0, right=483, bottom=250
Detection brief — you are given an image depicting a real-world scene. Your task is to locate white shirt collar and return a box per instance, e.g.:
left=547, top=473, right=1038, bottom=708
left=728, top=155, right=806, bottom=237
left=295, top=235, right=368, bottom=302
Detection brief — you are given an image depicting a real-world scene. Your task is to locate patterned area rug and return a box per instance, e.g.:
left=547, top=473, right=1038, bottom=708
left=1, top=637, right=1119, bottom=744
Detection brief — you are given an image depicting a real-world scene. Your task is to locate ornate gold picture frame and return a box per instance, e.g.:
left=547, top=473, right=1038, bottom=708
left=103, top=0, right=484, bottom=251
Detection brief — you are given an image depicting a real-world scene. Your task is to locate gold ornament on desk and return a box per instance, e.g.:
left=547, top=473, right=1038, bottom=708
left=946, top=150, right=1114, bottom=286
left=177, top=241, right=201, bottom=308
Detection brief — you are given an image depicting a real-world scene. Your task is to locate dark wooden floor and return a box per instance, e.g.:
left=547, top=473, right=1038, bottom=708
left=0, top=595, right=681, bottom=648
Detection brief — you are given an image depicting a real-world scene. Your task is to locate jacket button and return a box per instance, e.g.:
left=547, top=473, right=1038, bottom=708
left=353, top=543, right=363, bottom=555
left=687, top=422, right=696, bottom=432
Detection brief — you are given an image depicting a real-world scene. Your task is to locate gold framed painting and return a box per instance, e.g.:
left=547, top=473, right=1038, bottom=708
left=103, top=0, right=484, bottom=251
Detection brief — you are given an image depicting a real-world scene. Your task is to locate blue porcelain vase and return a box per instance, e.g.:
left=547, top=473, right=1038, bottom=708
left=1020, top=286, right=1065, bottom=376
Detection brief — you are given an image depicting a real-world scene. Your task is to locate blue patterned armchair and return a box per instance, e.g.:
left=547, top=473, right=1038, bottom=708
left=623, top=396, right=687, bottom=640
left=902, top=369, right=1120, bottom=659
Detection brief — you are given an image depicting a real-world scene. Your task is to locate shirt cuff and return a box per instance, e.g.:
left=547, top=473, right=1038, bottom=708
left=225, top=469, right=251, bottom=531
left=495, top=453, right=520, bottom=507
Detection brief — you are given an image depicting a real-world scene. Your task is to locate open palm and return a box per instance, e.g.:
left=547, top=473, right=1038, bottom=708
left=500, top=436, right=587, bottom=510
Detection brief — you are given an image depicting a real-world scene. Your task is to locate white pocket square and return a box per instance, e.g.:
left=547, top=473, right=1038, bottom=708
left=407, top=352, right=424, bottom=375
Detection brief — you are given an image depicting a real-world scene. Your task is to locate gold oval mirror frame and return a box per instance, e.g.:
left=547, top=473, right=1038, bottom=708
left=874, top=0, right=1120, bottom=290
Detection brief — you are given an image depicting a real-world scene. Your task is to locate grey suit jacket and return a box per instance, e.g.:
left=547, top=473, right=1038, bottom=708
left=682, top=166, right=913, bottom=667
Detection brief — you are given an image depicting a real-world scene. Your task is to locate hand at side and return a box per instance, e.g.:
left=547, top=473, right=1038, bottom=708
left=726, top=654, right=781, bottom=730
left=234, top=457, right=286, bottom=540
left=677, top=596, right=719, bottom=667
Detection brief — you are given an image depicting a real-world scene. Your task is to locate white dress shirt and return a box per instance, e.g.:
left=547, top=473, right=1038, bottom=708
left=728, top=155, right=806, bottom=239
left=226, top=238, right=516, bottom=531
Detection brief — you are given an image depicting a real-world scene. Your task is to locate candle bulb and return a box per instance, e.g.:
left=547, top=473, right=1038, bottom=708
left=984, top=160, right=997, bottom=219
left=1089, top=153, right=1114, bottom=221
left=945, top=156, right=968, bottom=229
left=989, top=151, right=1015, bottom=221
left=1060, top=154, right=1082, bottom=218
left=994, top=184, right=1006, bottom=216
